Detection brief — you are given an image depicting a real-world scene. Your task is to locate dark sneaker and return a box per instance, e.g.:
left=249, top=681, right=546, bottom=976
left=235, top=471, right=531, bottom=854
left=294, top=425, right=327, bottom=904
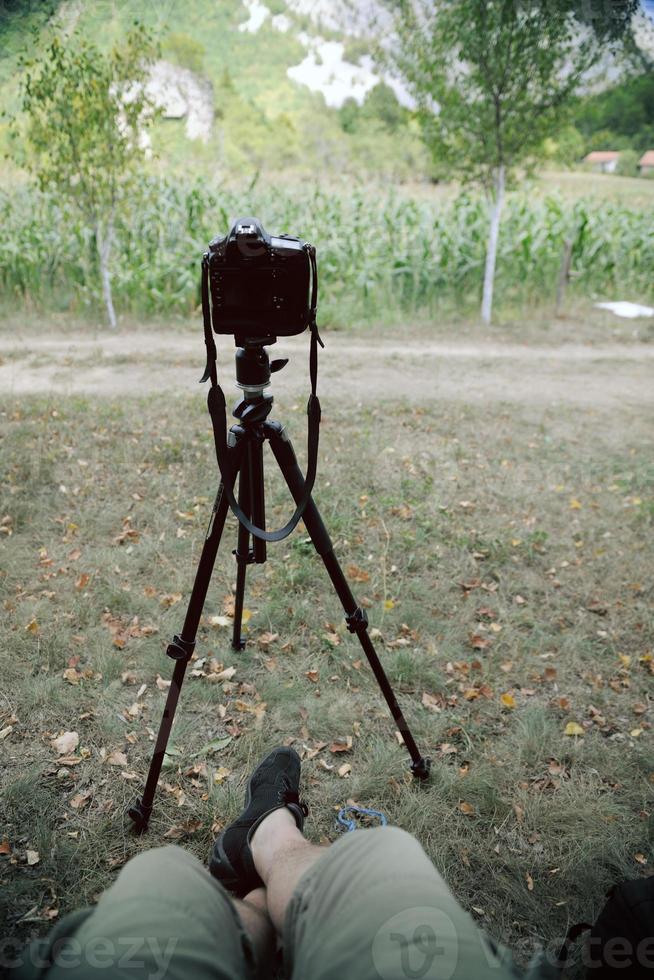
left=209, top=746, right=308, bottom=896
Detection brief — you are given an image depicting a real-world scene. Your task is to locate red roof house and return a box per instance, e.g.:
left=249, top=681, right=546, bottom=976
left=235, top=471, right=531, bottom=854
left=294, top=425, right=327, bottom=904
left=583, top=151, right=621, bottom=173
left=638, top=150, right=654, bottom=174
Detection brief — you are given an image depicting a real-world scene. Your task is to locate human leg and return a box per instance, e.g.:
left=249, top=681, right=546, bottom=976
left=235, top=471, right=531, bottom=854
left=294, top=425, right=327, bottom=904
left=13, top=846, right=273, bottom=980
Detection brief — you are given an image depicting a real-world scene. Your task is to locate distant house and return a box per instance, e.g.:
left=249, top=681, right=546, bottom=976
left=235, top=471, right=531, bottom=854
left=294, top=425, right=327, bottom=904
left=583, top=151, right=621, bottom=173
left=638, top=150, right=654, bottom=175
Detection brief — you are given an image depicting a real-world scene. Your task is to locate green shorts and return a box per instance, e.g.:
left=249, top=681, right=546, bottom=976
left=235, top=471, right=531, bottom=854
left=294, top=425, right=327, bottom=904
left=10, top=827, right=549, bottom=979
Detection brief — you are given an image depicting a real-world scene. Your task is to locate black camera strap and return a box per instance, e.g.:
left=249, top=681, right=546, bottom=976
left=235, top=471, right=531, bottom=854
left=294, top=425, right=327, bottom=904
left=202, top=245, right=324, bottom=543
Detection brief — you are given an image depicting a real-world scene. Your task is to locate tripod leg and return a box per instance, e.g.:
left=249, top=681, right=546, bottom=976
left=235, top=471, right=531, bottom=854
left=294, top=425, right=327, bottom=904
left=232, top=436, right=268, bottom=649
left=232, top=448, right=251, bottom=651
left=128, top=441, right=246, bottom=832
left=267, top=423, right=430, bottom=780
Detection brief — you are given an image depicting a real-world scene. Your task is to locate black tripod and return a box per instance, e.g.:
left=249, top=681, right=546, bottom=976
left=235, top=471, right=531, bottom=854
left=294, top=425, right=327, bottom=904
left=128, top=343, right=430, bottom=833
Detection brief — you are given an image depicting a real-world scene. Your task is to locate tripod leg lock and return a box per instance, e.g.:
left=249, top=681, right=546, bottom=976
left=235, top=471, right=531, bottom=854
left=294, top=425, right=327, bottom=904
left=167, top=634, right=196, bottom=662
left=127, top=796, right=152, bottom=834
left=345, top=607, right=369, bottom=635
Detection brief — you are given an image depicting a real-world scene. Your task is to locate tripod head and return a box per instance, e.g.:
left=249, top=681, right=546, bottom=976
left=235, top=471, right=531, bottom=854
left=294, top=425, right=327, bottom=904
left=234, top=337, right=288, bottom=400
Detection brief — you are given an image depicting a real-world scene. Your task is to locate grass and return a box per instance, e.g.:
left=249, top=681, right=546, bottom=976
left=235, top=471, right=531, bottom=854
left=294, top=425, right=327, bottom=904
left=0, top=344, right=652, bottom=974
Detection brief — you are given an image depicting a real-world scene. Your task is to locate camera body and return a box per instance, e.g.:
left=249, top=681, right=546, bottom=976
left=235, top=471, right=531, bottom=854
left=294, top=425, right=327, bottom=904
left=206, top=216, right=313, bottom=342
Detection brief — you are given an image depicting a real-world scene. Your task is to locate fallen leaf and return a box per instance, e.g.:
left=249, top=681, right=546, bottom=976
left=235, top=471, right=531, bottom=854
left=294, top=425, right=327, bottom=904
left=106, top=751, right=128, bottom=767
left=0, top=839, right=11, bottom=855
left=75, top=574, right=90, bottom=590
left=213, top=767, right=231, bottom=784
left=305, top=669, right=319, bottom=684
left=26, top=850, right=40, bottom=866
left=70, top=791, right=92, bottom=810
left=469, top=633, right=490, bottom=651
left=25, top=619, right=39, bottom=635
left=163, top=819, right=202, bottom=839
left=501, top=692, right=516, bottom=709
left=329, top=737, right=353, bottom=754
left=207, top=615, right=231, bottom=628
left=458, top=801, right=475, bottom=816
left=564, top=722, right=584, bottom=737
left=569, top=498, right=582, bottom=510
left=634, top=853, right=647, bottom=865
left=156, top=674, right=171, bottom=691
left=257, top=632, right=278, bottom=648
left=526, top=872, right=534, bottom=891
left=160, top=593, right=182, bottom=608
left=197, top=736, right=232, bottom=755
left=52, top=731, right=79, bottom=755
left=338, top=764, right=352, bottom=777
left=422, top=692, right=443, bottom=713
left=347, top=564, right=370, bottom=583
left=0, top=726, right=13, bottom=740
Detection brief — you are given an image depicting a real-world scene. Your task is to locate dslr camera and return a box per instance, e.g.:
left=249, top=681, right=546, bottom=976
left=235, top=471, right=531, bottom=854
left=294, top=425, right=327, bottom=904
left=204, top=216, right=315, bottom=343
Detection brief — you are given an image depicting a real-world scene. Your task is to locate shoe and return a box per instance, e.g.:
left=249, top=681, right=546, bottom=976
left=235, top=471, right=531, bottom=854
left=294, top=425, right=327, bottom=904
left=209, top=746, right=308, bottom=896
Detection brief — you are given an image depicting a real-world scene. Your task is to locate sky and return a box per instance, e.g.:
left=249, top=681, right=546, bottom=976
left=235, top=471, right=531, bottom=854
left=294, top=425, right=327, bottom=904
left=643, top=0, right=654, bottom=21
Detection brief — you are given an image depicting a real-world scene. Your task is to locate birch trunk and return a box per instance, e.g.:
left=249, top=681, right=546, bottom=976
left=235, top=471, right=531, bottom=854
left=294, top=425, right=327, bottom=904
left=97, top=218, right=117, bottom=330
left=481, top=164, right=505, bottom=326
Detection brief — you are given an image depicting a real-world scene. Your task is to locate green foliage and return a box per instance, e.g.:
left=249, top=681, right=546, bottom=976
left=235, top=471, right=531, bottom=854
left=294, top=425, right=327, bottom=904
left=388, top=0, right=608, bottom=186
left=162, top=32, right=206, bottom=74
left=12, top=25, right=159, bottom=325
left=16, top=26, right=158, bottom=215
left=573, top=71, right=654, bottom=154
left=616, top=149, right=640, bottom=178
left=0, top=179, right=652, bottom=321
left=541, top=124, right=586, bottom=167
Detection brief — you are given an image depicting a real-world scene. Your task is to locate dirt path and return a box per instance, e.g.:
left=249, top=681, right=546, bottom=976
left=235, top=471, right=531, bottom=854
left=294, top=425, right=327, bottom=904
left=1, top=331, right=652, bottom=408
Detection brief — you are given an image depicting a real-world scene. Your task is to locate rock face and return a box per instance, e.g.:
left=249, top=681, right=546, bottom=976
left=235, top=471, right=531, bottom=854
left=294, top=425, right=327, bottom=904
left=145, top=60, right=214, bottom=143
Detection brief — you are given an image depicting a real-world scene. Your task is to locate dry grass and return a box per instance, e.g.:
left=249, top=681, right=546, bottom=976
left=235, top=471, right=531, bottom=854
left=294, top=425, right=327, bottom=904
left=0, top=345, right=652, bottom=974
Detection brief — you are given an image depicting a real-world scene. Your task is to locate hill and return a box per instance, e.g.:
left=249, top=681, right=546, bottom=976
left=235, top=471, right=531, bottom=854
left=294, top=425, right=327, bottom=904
left=0, top=0, right=430, bottom=182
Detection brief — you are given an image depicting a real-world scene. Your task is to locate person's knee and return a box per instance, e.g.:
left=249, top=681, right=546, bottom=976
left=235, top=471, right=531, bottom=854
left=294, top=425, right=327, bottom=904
left=358, top=825, right=429, bottom=865
left=110, top=844, right=198, bottom=895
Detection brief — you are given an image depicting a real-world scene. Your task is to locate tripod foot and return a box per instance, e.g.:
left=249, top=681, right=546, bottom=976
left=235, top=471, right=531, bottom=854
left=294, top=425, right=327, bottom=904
left=410, top=757, right=432, bottom=781
left=127, top=797, right=152, bottom=834
left=232, top=636, right=246, bottom=651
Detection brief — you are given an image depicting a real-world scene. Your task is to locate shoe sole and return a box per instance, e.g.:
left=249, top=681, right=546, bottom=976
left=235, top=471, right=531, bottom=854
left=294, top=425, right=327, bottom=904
left=209, top=748, right=290, bottom=894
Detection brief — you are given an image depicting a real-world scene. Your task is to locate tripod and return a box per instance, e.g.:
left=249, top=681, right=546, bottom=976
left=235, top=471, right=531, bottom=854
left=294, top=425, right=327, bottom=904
left=128, top=343, right=430, bottom=833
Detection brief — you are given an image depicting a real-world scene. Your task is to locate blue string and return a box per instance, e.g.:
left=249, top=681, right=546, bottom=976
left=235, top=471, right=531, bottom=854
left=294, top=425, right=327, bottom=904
left=336, top=805, right=388, bottom=832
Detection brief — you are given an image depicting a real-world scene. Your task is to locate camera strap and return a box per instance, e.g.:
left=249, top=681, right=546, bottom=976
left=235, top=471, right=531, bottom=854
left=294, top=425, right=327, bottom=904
left=202, top=245, right=324, bottom=543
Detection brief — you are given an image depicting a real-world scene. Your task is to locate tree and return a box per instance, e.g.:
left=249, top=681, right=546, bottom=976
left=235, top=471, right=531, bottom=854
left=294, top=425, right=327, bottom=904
left=385, top=0, right=639, bottom=324
left=16, top=26, right=158, bottom=328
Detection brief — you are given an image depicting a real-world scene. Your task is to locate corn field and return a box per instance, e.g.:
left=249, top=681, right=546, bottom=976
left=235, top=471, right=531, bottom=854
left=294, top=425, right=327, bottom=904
left=0, top=178, right=652, bottom=322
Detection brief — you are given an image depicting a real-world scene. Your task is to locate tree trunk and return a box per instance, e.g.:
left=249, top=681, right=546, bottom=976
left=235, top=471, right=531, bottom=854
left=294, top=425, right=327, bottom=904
left=96, top=219, right=117, bottom=329
left=481, top=164, right=505, bottom=326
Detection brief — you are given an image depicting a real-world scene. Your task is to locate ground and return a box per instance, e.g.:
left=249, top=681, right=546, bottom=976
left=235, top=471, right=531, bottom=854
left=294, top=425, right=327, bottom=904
left=1, top=311, right=652, bottom=976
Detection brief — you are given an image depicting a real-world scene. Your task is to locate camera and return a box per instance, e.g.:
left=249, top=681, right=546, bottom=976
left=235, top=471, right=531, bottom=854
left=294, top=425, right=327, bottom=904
left=205, top=216, right=314, bottom=342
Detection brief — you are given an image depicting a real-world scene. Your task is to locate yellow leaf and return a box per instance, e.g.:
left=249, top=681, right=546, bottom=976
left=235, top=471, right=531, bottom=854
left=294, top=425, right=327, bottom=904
left=501, top=692, right=516, bottom=709
left=241, top=609, right=252, bottom=624
left=564, top=722, right=584, bottom=737
left=569, top=498, right=582, bottom=510
left=384, top=599, right=395, bottom=610
left=618, top=654, right=631, bottom=668
left=630, top=729, right=643, bottom=738
left=25, top=619, right=39, bottom=635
